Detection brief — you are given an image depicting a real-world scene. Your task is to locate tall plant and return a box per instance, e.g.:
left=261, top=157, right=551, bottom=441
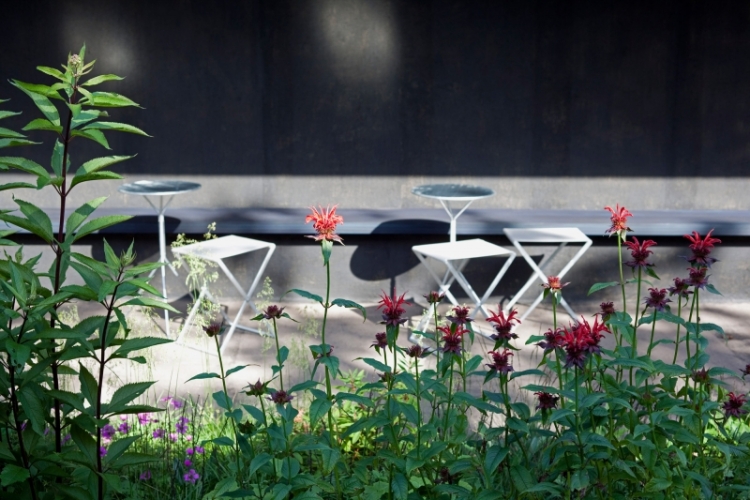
left=0, top=46, right=175, bottom=499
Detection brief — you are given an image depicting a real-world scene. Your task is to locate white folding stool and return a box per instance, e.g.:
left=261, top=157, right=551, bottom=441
left=171, top=235, right=275, bottom=355
left=503, top=228, right=592, bottom=322
left=412, top=238, right=516, bottom=335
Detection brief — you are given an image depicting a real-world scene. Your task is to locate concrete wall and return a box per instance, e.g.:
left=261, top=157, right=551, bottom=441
left=2, top=0, right=750, bottom=211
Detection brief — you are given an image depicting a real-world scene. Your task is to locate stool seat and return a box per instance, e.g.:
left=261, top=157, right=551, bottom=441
left=412, top=238, right=514, bottom=261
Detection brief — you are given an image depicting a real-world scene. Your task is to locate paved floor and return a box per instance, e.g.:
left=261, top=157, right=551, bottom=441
left=84, top=292, right=750, bottom=410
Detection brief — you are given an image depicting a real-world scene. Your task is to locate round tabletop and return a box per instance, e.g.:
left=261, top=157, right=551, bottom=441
left=412, top=183, right=495, bottom=201
left=118, top=180, right=202, bottom=196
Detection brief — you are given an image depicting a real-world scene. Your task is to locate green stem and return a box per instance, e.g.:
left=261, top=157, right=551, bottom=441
left=647, top=310, right=658, bottom=357
left=214, top=334, right=242, bottom=485
left=415, top=357, right=422, bottom=459
left=671, top=297, right=684, bottom=365
left=617, top=236, right=627, bottom=318
left=272, top=318, right=284, bottom=391
left=684, top=291, right=698, bottom=401
left=442, top=356, right=455, bottom=441
left=552, top=300, right=565, bottom=408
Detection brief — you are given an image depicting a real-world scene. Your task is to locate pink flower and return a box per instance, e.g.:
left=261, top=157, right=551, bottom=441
left=183, top=468, right=200, bottom=484
left=623, top=237, right=657, bottom=270
left=723, top=392, right=748, bottom=418
left=152, top=428, right=165, bottom=439
left=137, top=413, right=151, bottom=426
left=378, top=291, right=410, bottom=327
left=305, top=205, right=344, bottom=243
left=684, top=229, right=721, bottom=267
left=542, top=276, right=569, bottom=293
left=176, top=417, right=190, bottom=435
left=139, top=470, right=151, bottom=481
left=604, top=204, right=633, bottom=237
left=486, top=349, right=514, bottom=375
left=561, top=316, right=610, bottom=369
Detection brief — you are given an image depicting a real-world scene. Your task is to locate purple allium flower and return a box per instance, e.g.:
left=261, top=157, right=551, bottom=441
left=139, top=470, right=151, bottom=481
left=99, top=446, right=107, bottom=457
left=534, top=391, right=559, bottom=410
left=101, top=424, right=116, bottom=441
left=152, top=428, right=165, bottom=439
left=20, top=421, right=27, bottom=431
left=186, top=447, right=195, bottom=456
left=486, top=349, right=514, bottom=375
left=118, top=422, right=130, bottom=434
left=183, top=468, right=200, bottom=484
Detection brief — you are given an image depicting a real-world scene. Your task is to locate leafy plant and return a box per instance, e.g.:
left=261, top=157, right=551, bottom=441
left=0, top=46, right=176, bottom=499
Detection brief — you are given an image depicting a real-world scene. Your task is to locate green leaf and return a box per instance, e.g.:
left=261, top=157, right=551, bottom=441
left=588, top=281, right=620, bottom=295
left=0, top=182, right=36, bottom=191
left=309, top=398, right=333, bottom=427
left=320, top=447, right=340, bottom=474
left=645, top=477, right=672, bottom=492
left=213, top=391, right=233, bottom=411
left=5, top=339, right=31, bottom=367
left=331, top=298, right=366, bottom=320
left=359, top=357, right=390, bottom=373
left=69, top=171, right=123, bottom=189
left=484, top=444, right=509, bottom=475
left=71, top=214, right=131, bottom=242
left=17, top=199, right=54, bottom=241
left=0, top=156, right=50, bottom=181
left=121, top=297, right=179, bottom=313
left=249, top=453, right=272, bottom=476
left=46, top=389, right=86, bottom=412
left=87, top=92, right=141, bottom=108
left=112, top=337, right=172, bottom=358
left=17, top=385, right=46, bottom=435
left=0, top=126, right=26, bottom=138
left=107, top=382, right=154, bottom=414
left=65, top=197, right=107, bottom=238
left=225, top=364, right=250, bottom=378
left=11, top=80, right=63, bottom=100
left=705, top=283, right=721, bottom=295
left=83, top=121, right=150, bottom=136
left=103, top=434, right=139, bottom=465
left=71, top=425, right=98, bottom=467
left=71, top=129, right=110, bottom=149
left=0, top=110, right=22, bottom=120
left=11, top=80, right=60, bottom=124
left=71, top=109, right=107, bottom=130
left=79, top=363, right=99, bottom=407
left=510, top=464, right=535, bottom=493
left=392, top=473, right=408, bottom=500
left=187, top=372, right=222, bottom=382
left=0, top=464, right=30, bottom=487
left=36, top=65, right=67, bottom=81
left=286, top=288, right=323, bottom=303
left=336, top=392, right=374, bottom=408
left=82, top=74, right=125, bottom=86
left=51, top=139, right=65, bottom=177
left=111, top=452, right=157, bottom=469
left=22, top=118, right=62, bottom=133
left=0, top=138, right=39, bottom=148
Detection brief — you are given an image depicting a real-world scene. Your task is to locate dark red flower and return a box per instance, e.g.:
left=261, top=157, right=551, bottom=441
left=687, top=267, right=710, bottom=289
left=371, top=332, right=388, bottom=351
left=378, top=291, right=410, bottom=327
left=538, top=327, right=565, bottom=352
left=561, top=316, right=610, bottom=369
left=542, top=276, right=569, bottom=294
left=684, top=229, right=721, bottom=267
left=446, top=305, right=472, bottom=326
left=486, top=349, right=514, bottom=375
left=723, top=392, right=748, bottom=418
left=262, top=305, right=285, bottom=320
left=534, top=391, right=559, bottom=410
left=245, top=380, right=267, bottom=397
left=305, top=205, right=344, bottom=243
left=599, top=302, right=616, bottom=320
left=644, top=288, right=671, bottom=312
left=623, top=237, right=657, bottom=270
left=269, top=390, right=294, bottom=405
left=486, top=308, right=520, bottom=343
left=424, top=291, right=445, bottom=305
left=742, top=364, right=750, bottom=378
left=668, top=277, right=693, bottom=299
left=692, top=368, right=710, bottom=385
left=438, top=324, right=467, bottom=356
left=604, top=204, right=633, bottom=237
left=203, top=322, right=224, bottom=337
left=436, top=467, right=458, bottom=485
left=405, top=345, right=430, bottom=358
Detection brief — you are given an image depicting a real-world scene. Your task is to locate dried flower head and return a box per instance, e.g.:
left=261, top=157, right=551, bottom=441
left=245, top=380, right=267, bottom=397
left=305, top=205, right=344, bottom=243
left=599, top=302, right=616, bottom=320
left=405, top=345, right=430, bottom=358
left=370, top=332, right=388, bottom=351
left=687, top=267, right=710, bottom=289
left=691, top=368, right=710, bottom=385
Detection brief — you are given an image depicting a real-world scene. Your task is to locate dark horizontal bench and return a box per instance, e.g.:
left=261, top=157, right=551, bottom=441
left=5, top=207, right=750, bottom=238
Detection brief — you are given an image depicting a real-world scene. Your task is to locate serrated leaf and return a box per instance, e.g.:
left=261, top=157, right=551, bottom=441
left=309, top=398, right=332, bottom=427
left=392, top=473, right=408, bottom=500
left=65, top=197, right=107, bottom=238
left=0, top=182, right=36, bottom=191
left=21, top=118, right=63, bottom=133
left=107, top=382, right=154, bottom=414
left=79, top=363, right=98, bottom=407
left=82, top=74, right=125, bottom=86
left=71, top=109, right=106, bottom=130
left=186, top=372, right=222, bottom=382
left=249, top=453, right=272, bottom=476
left=121, top=297, right=179, bottom=312
left=0, top=156, right=50, bottom=180
left=484, top=444, right=509, bottom=475
left=51, top=139, right=65, bottom=176
left=331, top=298, right=366, bottom=320
left=71, top=214, right=131, bottom=242
left=11, top=80, right=61, bottom=124
left=71, top=129, right=110, bottom=149
left=588, top=281, right=620, bottom=295
left=0, top=126, right=25, bottom=138
left=88, top=92, right=141, bottom=108
left=510, top=464, right=535, bottom=493
left=0, top=464, right=30, bottom=487
left=17, top=385, right=46, bottom=435
left=36, top=65, right=66, bottom=81
left=83, top=121, right=150, bottom=136
left=0, top=110, right=22, bottom=120
left=286, top=288, right=323, bottom=303
left=213, top=391, right=233, bottom=411
left=0, top=138, right=39, bottom=148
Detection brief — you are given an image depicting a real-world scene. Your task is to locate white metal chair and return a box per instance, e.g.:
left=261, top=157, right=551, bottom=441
left=503, top=227, right=592, bottom=322
left=171, top=235, right=275, bottom=355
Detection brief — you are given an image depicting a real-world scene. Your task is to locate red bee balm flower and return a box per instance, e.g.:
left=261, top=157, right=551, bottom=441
left=305, top=205, right=344, bottom=243
left=446, top=305, right=472, bottom=325
left=486, top=349, right=514, bottom=375
left=534, top=391, right=560, bottom=410
left=604, top=204, right=633, bottom=237
left=438, top=325, right=468, bottom=355
left=723, top=392, right=748, bottom=418
left=538, top=327, right=565, bottom=352
left=542, top=276, right=569, bottom=293
left=684, top=229, right=721, bottom=267
left=378, top=291, right=410, bottom=327
left=644, top=288, right=671, bottom=311
left=624, top=237, right=657, bottom=270
left=486, top=307, right=521, bottom=343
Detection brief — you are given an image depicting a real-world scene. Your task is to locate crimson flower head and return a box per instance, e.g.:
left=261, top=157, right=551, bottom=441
left=624, top=237, right=657, bottom=270
left=668, top=277, right=693, bottom=299
left=378, top=291, right=410, bottom=327
left=534, top=391, right=559, bottom=410
left=538, top=327, right=564, bottom=352
left=723, top=392, right=748, bottom=418
left=245, top=380, right=267, bottom=397
left=691, top=368, right=710, bottom=385
left=687, top=267, right=709, bottom=289
left=644, top=288, right=671, bottom=312
left=203, top=322, right=224, bottom=338
left=486, top=349, right=514, bottom=375
left=262, top=305, right=285, bottom=320
left=446, top=305, right=472, bottom=326
left=604, top=204, right=633, bottom=238
left=269, top=390, right=294, bottom=405
left=405, top=345, right=430, bottom=358
left=561, top=316, right=609, bottom=369
left=599, top=302, right=616, bottom=321
left=371, top=332, right=388, bottom=351
left=438, top=324, right=467, bottom=356
left=684, top=229, right=721, bottom=267
left=424, top=291, right=445, bottom=305
left=305, top=205, right=344, bottom=244
left=542, top=276, right=569, bottom=294
left=486, top=307, right=520, bottom=344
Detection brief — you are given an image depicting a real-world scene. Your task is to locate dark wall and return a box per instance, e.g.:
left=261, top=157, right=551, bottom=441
left=2, top=0, right=750, bottom=177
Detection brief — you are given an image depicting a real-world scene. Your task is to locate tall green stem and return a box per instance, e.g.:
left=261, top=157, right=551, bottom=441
left=617, top=236, right=627, bottom=318
left=272, top=318, right=284, bottom=392
left=552, top=299, right=565, bottom=408
left=671, top=297, right=684, bottom=365
left=214, top=334, right=242, bottom=484
left=647, top=310, right=658, bottom=357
